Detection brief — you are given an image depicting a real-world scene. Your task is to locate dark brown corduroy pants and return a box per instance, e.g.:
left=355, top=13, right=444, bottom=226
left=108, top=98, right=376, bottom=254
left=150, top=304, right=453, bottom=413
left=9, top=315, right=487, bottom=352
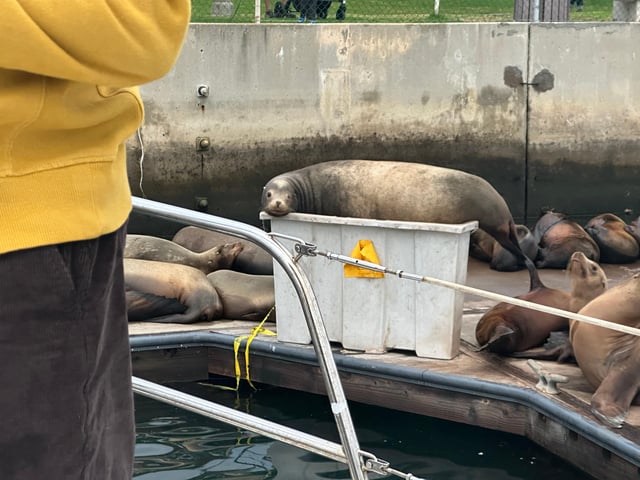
left=0, top=224, right=134, bottom=479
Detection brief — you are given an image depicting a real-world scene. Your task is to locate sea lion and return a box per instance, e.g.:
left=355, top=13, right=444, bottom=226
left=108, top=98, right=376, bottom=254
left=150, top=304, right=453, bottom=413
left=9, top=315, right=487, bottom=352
left=584, top=213, right=639, bottom=264
left=571, top=273, right=640, bottom=428
left=261, top=160, right=537, bottom=281
left=206, top=270, right=275, bottom=322
left=172, top=226, right=273, bottom=275
left=124, top=234, right=243, bottom=274
left=532, top=211, right=600, bottom=269
left=623, top=215, right=640, bottom=248
left=475, top=251, right=607, bottom=355
left=469, top=225, right=539, bottom=272
left=468, top=229, right=495, bottom=263
left=124, top=258, right=223, bottom=323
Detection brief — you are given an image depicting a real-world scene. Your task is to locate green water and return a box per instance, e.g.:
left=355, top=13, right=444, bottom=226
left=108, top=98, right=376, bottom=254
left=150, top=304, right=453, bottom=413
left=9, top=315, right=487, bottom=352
left=134, top=382, right=594, bottom=480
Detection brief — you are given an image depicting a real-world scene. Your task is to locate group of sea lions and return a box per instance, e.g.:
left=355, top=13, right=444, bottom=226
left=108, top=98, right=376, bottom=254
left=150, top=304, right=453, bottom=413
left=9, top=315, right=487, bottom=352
left=469, top=211, right=640, bottom=428
left=260, top=159, right=640, bottom=429
left=471, top=211, right=640, bottom=271
left=475, top=260, right=640, bottom=429
left=124, top=228, right=275, bottom=324
left=128, top=159, right=638, bottom=428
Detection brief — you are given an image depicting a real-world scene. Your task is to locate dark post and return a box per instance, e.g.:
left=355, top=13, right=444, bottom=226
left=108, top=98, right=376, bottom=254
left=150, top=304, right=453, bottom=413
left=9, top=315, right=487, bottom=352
left=514, top=0, right=569, bottom=21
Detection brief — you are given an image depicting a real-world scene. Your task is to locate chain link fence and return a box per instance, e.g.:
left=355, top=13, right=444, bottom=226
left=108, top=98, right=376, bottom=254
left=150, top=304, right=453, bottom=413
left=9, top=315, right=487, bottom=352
left=193, top=0, right=628, bottom=22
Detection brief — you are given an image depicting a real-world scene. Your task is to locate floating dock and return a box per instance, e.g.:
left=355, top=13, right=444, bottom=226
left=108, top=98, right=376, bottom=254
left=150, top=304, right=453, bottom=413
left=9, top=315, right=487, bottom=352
left=130, top=257, right=640, bottom=480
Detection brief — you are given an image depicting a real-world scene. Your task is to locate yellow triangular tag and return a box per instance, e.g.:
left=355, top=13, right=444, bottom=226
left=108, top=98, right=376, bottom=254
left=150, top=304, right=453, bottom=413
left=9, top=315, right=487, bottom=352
left=344, top=240, right=385, bottom=278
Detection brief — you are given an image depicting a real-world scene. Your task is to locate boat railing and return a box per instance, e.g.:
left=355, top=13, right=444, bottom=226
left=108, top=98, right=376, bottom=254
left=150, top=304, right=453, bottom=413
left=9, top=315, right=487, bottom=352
left=131, top=196, right=427, bottom=480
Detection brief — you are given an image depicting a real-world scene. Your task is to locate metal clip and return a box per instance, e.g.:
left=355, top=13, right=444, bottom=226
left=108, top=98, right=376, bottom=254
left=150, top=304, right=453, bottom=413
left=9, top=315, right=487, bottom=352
left=294, top=242, right=317, bottom=257
left=364, top=456, right=390, bottom=475
left=361, top=451, right=426, bottom=479
left=292, top=242, right=317, bottom=263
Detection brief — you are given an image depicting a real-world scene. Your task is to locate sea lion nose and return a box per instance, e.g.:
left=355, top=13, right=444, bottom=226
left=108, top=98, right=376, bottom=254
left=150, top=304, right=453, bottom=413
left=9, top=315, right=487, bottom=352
left=275, top=200, right=281, bottom=207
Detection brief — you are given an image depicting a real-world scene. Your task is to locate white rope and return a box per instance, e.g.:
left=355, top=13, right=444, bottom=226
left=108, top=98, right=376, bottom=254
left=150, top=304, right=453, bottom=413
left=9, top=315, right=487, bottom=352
left=314, top=249, right=640, bottom=338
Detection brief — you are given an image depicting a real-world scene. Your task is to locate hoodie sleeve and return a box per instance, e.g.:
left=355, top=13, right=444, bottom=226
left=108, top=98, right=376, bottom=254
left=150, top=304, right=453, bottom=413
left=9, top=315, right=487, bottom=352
left=0, top=1, right=191, bottom=86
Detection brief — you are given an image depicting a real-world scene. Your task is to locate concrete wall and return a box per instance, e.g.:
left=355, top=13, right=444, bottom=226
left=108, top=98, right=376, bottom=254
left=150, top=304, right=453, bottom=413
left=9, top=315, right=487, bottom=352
left=127, top=22, right=640, bottom=235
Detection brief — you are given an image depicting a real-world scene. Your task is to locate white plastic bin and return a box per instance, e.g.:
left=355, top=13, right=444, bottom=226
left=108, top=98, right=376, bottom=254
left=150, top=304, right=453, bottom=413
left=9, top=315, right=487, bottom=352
left=261, top=212, right=477, bottom=359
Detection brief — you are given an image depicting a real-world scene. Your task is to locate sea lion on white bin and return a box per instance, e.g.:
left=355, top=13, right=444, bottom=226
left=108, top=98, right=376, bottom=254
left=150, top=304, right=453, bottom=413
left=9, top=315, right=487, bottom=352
left=261, top=160, right=537, bottom=279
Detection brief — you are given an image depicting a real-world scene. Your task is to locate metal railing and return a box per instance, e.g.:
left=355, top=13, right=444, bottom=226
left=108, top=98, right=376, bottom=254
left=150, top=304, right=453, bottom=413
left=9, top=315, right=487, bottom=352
left=130, top=196, right=370, bottom=479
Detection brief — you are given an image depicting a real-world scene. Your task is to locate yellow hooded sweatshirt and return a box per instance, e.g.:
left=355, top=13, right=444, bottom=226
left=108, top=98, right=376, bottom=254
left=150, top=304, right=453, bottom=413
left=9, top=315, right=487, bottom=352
left=0, top=2, right=191, bottom=254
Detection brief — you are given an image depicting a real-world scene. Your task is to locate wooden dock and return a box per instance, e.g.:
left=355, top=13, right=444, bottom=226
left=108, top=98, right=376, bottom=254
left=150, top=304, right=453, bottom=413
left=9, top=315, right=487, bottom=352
left=130, top=258, right=640, bottom=480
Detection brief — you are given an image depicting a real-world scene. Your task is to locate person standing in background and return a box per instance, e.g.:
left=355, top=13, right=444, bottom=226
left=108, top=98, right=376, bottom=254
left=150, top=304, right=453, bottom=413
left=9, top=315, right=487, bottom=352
left=297, top=0, right=319, bottom=22
left=265, top=0, right=276, bottom=17
left=570, top=0, right=584, bottom=11
left=0, top=2, right=190, bottom=479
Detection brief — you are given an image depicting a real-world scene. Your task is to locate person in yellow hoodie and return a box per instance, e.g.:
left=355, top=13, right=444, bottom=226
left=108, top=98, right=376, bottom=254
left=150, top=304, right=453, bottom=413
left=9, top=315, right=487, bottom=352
left=0, top=2, right=190, bottom=478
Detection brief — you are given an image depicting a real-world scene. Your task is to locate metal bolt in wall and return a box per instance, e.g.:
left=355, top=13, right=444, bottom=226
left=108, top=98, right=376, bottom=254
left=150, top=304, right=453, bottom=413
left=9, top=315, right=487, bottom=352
left=196, top=137, right=211, bottom=151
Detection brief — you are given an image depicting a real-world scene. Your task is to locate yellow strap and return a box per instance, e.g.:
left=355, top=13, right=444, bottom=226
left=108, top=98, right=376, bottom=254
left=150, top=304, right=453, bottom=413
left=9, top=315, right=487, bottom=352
left=203, top=307, right=275, bottom=392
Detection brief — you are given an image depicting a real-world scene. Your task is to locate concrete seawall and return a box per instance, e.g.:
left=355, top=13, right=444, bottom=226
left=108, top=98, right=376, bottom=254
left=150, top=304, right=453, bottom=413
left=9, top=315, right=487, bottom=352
left=127, top=22, right=640, bottom=235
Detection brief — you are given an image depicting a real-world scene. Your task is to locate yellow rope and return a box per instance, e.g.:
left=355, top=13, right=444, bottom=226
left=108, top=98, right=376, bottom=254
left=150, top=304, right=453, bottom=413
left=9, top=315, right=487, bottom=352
left=205, top=307, right=276, bottom=392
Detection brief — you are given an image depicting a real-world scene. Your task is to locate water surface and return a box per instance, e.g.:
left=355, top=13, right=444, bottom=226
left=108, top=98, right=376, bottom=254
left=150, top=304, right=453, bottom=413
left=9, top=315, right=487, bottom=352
left=134, top=382, right=594, bottom=479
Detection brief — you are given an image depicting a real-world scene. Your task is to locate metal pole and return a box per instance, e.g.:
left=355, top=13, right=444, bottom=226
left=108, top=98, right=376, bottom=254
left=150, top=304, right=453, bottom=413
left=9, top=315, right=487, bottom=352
left=132, top=376, right=347, bottom=462
left=131, top=197, right=368, bottom=480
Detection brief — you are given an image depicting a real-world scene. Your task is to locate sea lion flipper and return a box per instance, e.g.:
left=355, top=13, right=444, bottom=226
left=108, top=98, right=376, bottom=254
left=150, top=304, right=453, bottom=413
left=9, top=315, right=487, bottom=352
left=126, top=290, right=186, bottom=322
left=509, top=343, right=574, bottom=362
left=144, top=311, right=205, bottom=324
left=590, top=368, right=638, bottom=428
left=480, top=324, right=516, bottom=353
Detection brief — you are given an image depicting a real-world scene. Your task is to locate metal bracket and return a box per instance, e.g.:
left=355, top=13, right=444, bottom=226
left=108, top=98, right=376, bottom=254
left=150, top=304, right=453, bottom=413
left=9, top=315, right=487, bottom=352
left=364, top=456, right=390, bottom=475
left=527, top=359, right=569, bottom=395
left=523, top=68, right=555, bottom=93
left=266, top=232, right=318, bottom=263
left=362, top=451, right=425, bottom=480
left=292, top=242, right=317, bottom=263
left=294, top=242, right=317, bottom=257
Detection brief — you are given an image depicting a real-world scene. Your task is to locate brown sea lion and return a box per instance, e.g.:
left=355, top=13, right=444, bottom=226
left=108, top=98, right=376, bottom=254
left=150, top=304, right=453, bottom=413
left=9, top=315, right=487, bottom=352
left=584, top=213, right=639, bottom=264
left=623, top=215, right=640, bottom=248
left=125, top=234, right=243, bottom=274
left=206, top=270, right=275, bottom=322
left=172, top=226, right=273, bottom=275
left=261, top=160, right=537, bottom=281
left=124, top=259, right=223, bottom=323
left=469, top=229, right=495, bottom=263
left=571, top=273, right=640, bottom=428
left=475, top=251, right=607, bottom=355
left=532, top=211, right=600, bottom=269
left=469, top=225, right=539, bottom=272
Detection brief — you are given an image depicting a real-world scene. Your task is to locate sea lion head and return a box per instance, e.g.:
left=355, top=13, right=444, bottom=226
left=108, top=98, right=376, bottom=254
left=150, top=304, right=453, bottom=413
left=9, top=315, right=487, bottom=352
left=261, top=177, right=298, bottom=216
left=205, top=242, right=244, bottom=271
left=568, top=251, right=607, bottom=290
